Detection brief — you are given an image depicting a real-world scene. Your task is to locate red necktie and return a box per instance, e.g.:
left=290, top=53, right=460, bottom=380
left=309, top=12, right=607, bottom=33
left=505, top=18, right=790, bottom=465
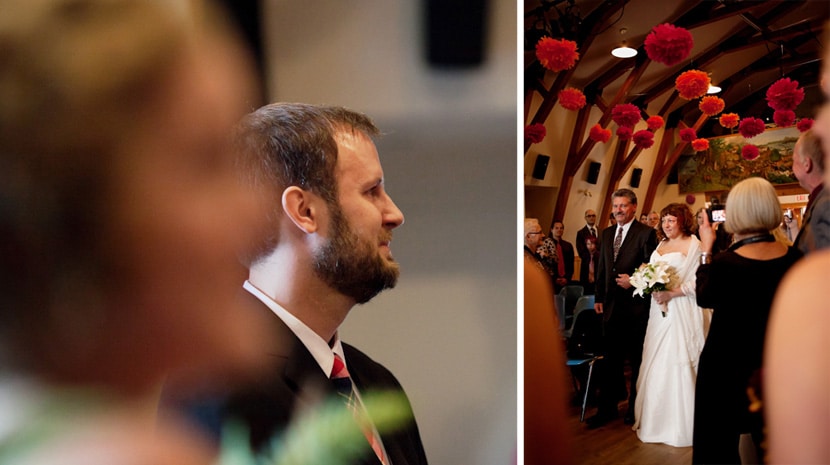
left=555, top=241, right=565, bottom=277
left=331, top=354, right=387, bottom=464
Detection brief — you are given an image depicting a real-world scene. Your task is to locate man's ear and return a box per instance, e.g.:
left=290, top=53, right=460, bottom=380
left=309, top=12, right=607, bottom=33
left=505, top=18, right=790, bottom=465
left=282, top=186, right=319, bottom=234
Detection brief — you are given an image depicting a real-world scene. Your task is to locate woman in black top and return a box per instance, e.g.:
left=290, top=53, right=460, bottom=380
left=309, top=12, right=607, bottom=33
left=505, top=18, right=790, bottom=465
left=693, top=178, right=802, bottom=464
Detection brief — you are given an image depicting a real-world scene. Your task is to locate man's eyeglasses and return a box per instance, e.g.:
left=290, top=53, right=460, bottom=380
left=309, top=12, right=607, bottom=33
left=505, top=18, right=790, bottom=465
left=585, top=214, right=597, bottom=217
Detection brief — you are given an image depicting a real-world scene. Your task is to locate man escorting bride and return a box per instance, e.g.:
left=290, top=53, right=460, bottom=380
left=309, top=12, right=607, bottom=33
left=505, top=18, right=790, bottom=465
left=632, top=203, right=710, bottom=447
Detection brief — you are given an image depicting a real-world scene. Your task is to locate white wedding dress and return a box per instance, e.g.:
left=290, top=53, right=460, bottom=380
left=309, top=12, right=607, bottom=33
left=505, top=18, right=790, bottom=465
left=632, top=235, right=710, bottom=447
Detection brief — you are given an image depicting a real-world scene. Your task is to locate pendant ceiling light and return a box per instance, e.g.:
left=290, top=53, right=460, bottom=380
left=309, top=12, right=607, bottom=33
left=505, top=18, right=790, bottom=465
left=611, top=28, right=637, bottom=58
left=707, top=84, right=722, bottom=94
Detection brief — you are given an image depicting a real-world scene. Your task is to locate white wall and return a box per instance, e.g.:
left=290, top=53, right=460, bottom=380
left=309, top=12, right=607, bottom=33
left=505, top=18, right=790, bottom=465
left=263, top=2, right=517, bottom=464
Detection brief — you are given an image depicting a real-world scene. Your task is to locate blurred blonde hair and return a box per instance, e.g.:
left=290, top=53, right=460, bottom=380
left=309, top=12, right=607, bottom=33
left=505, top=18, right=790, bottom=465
left=724, top=177, right=783, bottom=235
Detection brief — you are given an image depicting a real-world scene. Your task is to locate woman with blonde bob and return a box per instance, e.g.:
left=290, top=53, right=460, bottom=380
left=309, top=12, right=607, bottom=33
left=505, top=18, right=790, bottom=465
left=691, top=177, right=802, bottom=464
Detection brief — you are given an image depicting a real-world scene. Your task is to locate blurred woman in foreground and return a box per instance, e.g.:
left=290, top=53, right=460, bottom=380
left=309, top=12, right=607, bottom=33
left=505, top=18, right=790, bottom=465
left=0, top=0, right=270, bottom=462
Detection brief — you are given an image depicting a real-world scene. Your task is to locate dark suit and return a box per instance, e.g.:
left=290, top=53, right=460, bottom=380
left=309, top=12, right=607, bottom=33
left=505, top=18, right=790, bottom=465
left=594, top=220, right=658, bottom=418
left=551, top=238, right=575, bottom=293
left=575, top=224, right=600, bottom=293
left=174, top=292, right=428, bottom=465
left=794, top=183, right=830, bottom=254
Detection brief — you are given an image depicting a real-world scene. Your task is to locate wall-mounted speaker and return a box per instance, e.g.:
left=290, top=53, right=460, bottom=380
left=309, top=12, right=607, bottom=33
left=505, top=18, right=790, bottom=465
left=586, top=161, right=601, bottom=184
left=630, top=168, right=643, bottom=188
left=425, top=0, right=487, bottom=67
left=531, top=154, right=550, bottom=180
left=667, top=163, right=678, bottom=185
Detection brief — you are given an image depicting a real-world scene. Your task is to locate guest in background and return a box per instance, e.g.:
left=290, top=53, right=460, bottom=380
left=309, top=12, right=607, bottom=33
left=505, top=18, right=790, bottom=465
left=646, top=211, right=660, bottom=229
left=578, top=236, right=600, bottom=295
left=550, top=220, right=575, bottom=292
left=525, top=218, right=554, bottom=278
left=779, top=212, right=799, bottom=244
left=0, top=0, right=271, bottom=463
left=640, top=214, right=649, bottom=224
left=693, top=177, right=802, bottom=464
left=589, top=189, right=658, bottom=429
left=633, top=203, right=708, bottom=447
left=791, top=128, right=830, bottom=253
left=576, top=209, right=601, bottom=264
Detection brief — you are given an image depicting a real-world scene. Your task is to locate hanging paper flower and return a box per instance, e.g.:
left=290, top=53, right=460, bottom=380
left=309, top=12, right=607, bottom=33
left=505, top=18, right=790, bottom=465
left=719, top=112, right=740, bottom=129
left=558, top=88, right=587, bottom=111
left=797, top=118, right=814, bottom=132
left=633, top=130, right=655, bottom=149
left=535, top=37, right=579, bottom=72
left=773, top=110, right=795, bottom=128
left=589, top=124, right=611, bottom=143
left=699, top=96, right=725, bottom=116
left=644, top=23, right=694, bottom=66
left=691, top=138, right=709, bottom=151
left=611, top=103, right=641, bottom=128
left=765, top=77, right=804, bottom=112
left=646, top=115, right=665, bottom=131
left=679, top=128, right=697, bottom=142
left=675, top=70, right=710, bottom=100
left=741, top=144, right=760, bottom=161
left=525, top=123, right=546, bottom=145
left=739, top=117, right=765, bottom=139
left=616, top=126, right=633, bottom=140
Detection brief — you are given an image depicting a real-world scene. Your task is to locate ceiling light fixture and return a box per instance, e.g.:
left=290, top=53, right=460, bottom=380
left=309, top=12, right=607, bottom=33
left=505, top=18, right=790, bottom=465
left=707, top=84, right=722, bottom=94
left=612, top=42, right=638, bottom=58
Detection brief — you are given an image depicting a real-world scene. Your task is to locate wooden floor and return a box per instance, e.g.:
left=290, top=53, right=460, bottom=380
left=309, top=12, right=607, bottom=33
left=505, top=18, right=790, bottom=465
left=566, top=399, right=693, bottom=465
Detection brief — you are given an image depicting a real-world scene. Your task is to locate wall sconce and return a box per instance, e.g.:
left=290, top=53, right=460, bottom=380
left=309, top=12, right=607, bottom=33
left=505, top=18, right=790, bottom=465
left=578, top=189, right=593, bottom=197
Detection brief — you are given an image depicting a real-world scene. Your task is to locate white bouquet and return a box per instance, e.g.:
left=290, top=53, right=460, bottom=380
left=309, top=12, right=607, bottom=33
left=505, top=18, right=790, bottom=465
left=630, top=260, right=678, bottom=317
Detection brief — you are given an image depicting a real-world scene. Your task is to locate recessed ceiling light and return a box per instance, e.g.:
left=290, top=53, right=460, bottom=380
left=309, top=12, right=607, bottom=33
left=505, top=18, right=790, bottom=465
left=707, top=84, right=722, bottom=94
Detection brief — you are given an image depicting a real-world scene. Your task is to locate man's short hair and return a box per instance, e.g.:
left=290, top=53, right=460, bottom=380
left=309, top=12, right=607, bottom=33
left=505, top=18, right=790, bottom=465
left=612, top=188, right=638, bottom=205
left=233, top=103, right=380, bottom=205
left=799, top=129, right=825, bottom=173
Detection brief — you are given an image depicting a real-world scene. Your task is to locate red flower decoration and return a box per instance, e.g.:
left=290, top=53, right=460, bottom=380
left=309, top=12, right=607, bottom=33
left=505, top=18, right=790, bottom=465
left=611, top=103, right=641, bottom=128
left=558, top=88, right=586, bottom=111
left=675, top=70, right=710, bottom=100
left=525, top=123, right=546, bottom=145
left=633, top=130, right=654, bottom=149
left=644, top=24, right=694, bottom=66
left=797, top=118, right=814, bottom=132
left=646, top=115, right=665, bottom=131
left=616, top=126, right=633, bottom=140
left=741, top=144, right=760, bottom=161
left=739, top=117, right=765, bottom=139
left=766, top=77, right=804, bottom=112
left=589, top=124, right=611, bottom=143
left=535, top=37, right=579, bottom=72
left=691, top=138, right=709, bottom=151
left=719, top=113, right=740, bottom=129
left=679, top=128, right=697, bottom=142
left=699, top=96, right=725, bottom=116
left=773, top=110, right=795, bottom=128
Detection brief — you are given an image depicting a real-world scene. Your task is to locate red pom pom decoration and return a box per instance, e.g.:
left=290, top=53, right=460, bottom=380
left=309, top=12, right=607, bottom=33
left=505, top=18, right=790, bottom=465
left=589, top=124, right=611, bottom=143
left=633, top=130, right=655, bottom=149
left=773, top=110, right=795, bottom=128
left=739, top=117, right=765, bottom=139
left=525, top=123, right=546, bottom=145
left=719, top=113, right=740, bottom=129
left=675, top=70, right=710, bottom=100
left=741, top=144, right=760, bottom=161
left=766, top=77, right=804, bottom=112
left=646, top=115, right=665, bottom=131
left=797, top=118, right=814, bottom=132
left=699, top=96, right=725, bottom=116
left=535, top=37, right=579, bottom=72
left=691, top=138, right=709, bottom=151
left=558, top=88, right=586, bottom=111
left=611, top=103, right=641, bottom=128
left=679, top=128, right=697, bottom=142
left=616, top=126, right=633, bottom=140
left=644, top=24, right=694, bottom=66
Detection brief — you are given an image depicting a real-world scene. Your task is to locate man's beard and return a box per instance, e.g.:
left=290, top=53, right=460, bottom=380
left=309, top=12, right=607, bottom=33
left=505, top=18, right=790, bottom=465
left=312, top=204, right=400, bottom=304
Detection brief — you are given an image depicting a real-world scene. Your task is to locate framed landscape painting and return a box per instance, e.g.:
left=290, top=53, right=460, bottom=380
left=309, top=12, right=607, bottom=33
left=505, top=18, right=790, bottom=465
left=677, top=126, right=800, bottom=194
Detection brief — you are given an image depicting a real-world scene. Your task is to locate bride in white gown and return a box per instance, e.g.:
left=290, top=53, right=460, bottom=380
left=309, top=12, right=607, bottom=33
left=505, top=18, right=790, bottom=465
left=632, top=203, right=711, bottom=447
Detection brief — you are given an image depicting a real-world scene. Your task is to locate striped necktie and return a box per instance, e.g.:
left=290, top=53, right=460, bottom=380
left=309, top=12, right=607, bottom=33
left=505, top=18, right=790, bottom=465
left=613, top=226, right=623, bottom=261
left=331, top=354, right=388, bottom=464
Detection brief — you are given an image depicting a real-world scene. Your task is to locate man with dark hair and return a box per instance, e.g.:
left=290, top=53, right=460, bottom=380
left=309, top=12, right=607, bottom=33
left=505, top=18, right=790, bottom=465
left=179, top=103, right=428, bottom=465
left=588, top=188, right=658, bottom=428
left=792, top=129, right=830, bottom=253
left=550, top=220, right=575, bottom=293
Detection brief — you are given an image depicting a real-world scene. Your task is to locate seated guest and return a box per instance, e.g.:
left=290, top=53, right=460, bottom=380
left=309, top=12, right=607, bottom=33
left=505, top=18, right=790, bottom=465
left=693, top=177, right=802, bottom=464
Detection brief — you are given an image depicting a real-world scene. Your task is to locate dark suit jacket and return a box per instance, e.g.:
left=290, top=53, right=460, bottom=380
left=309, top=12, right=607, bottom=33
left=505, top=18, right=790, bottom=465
left=575, top=224, right=599, bottom=261
left=174, top=292, right=428, bottom=465
left=595, top=220, right=658, bottom=322
left=552, top=239, right=575, bottom=282
left=794, top=184, right=830, bottom=254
